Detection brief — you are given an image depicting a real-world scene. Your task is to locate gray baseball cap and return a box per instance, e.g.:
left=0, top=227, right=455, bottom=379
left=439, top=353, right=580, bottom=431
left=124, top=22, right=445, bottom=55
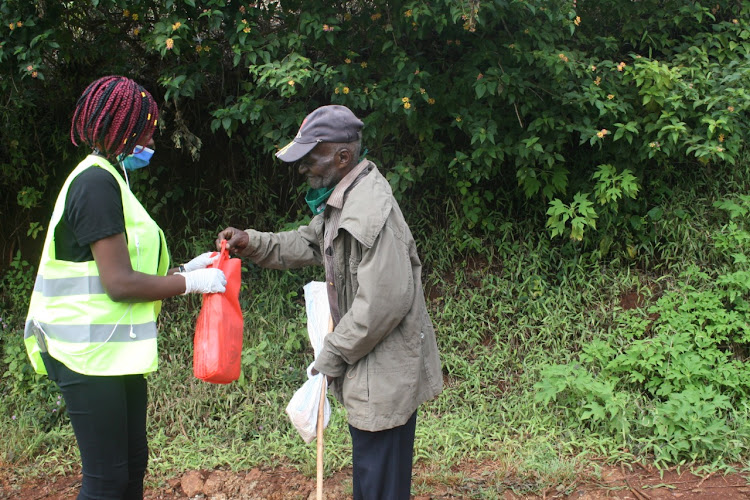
left=275, top=105, right=364, bottom=163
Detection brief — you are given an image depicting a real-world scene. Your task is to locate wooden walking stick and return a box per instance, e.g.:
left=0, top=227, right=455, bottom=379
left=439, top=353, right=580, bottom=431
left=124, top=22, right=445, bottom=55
left=317, top=315, right=334, bottom=500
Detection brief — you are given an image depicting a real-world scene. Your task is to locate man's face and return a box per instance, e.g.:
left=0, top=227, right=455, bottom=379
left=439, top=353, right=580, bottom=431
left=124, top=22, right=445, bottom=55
left=298, top=142, right=346, bottom=190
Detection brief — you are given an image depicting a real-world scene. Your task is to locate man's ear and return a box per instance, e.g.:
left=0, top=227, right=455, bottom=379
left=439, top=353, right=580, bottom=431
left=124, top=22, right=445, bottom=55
left=337, top=148, right=353, bottom=169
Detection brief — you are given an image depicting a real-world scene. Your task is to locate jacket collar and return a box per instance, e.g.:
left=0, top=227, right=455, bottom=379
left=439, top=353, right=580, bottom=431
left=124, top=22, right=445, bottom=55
left=336, top=162, right=393, bottom=249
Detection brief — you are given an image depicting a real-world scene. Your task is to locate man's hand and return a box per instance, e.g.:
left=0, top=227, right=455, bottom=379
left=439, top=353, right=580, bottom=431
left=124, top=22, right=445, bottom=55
left=310, top=367, right=333, bottom=386
left=216, top=227, right=249, bottom=255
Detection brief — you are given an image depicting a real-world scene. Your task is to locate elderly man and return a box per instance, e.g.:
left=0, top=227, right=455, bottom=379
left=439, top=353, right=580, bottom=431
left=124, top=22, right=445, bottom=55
left=216, top=105, right=442, bottom=499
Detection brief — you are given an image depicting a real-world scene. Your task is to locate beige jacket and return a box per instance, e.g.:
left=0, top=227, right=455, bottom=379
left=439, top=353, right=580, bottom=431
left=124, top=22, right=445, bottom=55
left=241, top=164, right=443, bottom=431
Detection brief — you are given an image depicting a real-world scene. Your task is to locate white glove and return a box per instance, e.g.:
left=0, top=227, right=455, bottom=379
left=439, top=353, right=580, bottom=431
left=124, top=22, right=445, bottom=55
left=180, top=268, right=227, bottom=294
left=183, top=252, right=217, bottom=272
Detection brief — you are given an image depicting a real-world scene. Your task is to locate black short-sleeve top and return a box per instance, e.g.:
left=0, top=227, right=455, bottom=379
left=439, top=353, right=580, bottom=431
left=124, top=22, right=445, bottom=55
left=54, top=166, right=126, bottom=262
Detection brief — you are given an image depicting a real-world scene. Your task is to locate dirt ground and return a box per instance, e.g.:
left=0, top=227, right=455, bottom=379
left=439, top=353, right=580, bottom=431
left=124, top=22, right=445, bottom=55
left=1, top=460, right=749, bottom=499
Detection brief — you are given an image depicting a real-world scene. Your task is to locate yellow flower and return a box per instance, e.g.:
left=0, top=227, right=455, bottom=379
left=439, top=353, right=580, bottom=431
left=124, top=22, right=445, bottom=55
left=590, top=65, right=597, bottom=71
left=617, top=62, right=626, bottom=71
left=172, top=22, right=181, bottom=30
left=594, top=76, right=601, bottom=86
left=203, top=45, right=211, bottom=52
left=9, top=23, right=14, bottom=30
left=558, top=53, right=569, bottom=63
left=196, top=44, right=202, bottom=53
left=26, top=65, right=33, bottom=71
left=607, top=94, right=614, bottom=100
left=574, top=16, right=581, bottom=26
left=345, top=58, right=351, bottom=64
left=371, top=13, right=382, bottom=21
left=727, top=106, right=735, bottom=112
left=733, top=19, right=739, bottom=24
left=31, top=71, right=38, bottom=78
left=344, top=13, right=352, bottom=21
left=405, top=9, right=413, bottom=17
left=132, top=13, right=139, bottom=21
left=16, top=21, right=22, bottom=27
left=402, top=97, right=410, bottom=103
left=123, top=9, right=130, bottom=17
left=428, top=98, right=435, bottom=105
left=360, top=62, right=368, bottom=68
left=718, top=134, right=725, bottom=142
left=508, top=43, right=516, bottom=49
left=419, top=88, right=425, bottom=94
left=404, top=102, right=411, bottom=109
left=596, top=128, right=609, bottom=138
left=717, top=146, right=724, bottom=152
left=334, top=87, right=340, bottom=94
left=456, top=116, right=462, bottom=122
left=243, top=26, right=251, bottom=33
left=343, top=87, right=350, bottom=94
left=166, top=38, right=174, bottom=50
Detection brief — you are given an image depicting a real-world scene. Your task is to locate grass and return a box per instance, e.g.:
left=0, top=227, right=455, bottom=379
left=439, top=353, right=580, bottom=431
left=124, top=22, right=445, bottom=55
left=3, top=160, right=750, bottom=493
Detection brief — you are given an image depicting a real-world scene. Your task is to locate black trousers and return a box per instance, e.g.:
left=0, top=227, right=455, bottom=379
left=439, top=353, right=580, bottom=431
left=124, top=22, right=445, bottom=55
left=41, top=353, right=149, bottom=500
left=349, top=411, right=417, bottom=500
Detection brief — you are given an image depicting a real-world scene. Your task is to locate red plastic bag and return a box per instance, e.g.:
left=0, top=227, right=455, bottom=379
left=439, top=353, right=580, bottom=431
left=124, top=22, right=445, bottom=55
left=194, top=240, right=243, bottom=384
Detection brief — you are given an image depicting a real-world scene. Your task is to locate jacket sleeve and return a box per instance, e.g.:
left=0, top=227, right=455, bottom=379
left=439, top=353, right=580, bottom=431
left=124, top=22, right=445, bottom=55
left=314, top=221, right=415, bottom=377
left=241, top=218, right=323, bottom=269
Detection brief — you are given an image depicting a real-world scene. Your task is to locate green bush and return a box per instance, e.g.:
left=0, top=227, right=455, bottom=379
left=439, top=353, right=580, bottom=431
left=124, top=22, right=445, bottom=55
left=4, top=0, right=750, bottom=475
left=3, top=0, right=750, bottom=261
left=535, top=194, right=750, bottom=464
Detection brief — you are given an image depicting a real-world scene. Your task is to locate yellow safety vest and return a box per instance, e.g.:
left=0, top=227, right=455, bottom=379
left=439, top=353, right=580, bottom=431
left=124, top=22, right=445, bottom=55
left=24, top=155, right=170, bottom=376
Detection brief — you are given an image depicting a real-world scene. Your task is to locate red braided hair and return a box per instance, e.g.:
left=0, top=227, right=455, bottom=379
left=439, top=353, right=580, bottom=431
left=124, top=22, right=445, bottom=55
left=70, top=76, right=159, bottom=159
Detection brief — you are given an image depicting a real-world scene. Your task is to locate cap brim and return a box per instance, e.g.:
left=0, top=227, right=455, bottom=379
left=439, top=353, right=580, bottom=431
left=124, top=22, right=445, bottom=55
left=275, top=140, right=317, bottom=163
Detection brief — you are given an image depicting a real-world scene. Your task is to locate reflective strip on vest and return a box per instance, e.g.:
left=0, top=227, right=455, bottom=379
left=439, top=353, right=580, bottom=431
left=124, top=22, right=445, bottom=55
left=24, top=319, right=157, bottom=343
left=25, top=155, right=169, bottom=377
left=34, top=274, right=106, bottom=296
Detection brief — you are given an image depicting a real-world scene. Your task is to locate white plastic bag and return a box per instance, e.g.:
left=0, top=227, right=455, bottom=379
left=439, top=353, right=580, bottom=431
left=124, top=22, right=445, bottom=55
left=285, top=281, right=331, bottom=443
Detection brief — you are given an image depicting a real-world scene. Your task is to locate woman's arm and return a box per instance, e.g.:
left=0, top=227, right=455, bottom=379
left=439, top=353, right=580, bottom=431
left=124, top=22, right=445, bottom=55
left=91, top=233, right=186, bottom=302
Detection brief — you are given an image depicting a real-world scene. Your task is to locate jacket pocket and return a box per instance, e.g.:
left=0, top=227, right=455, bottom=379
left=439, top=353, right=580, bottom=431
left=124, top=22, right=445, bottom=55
left=342, top=357, right=369, bottom=410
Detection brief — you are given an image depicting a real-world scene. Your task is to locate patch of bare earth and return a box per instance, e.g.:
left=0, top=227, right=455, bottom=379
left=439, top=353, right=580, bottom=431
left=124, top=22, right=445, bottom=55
left=2, top=460, right=749, bottom=499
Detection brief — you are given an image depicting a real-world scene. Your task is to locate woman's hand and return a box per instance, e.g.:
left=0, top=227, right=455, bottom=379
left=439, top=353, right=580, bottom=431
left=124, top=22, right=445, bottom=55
left=183, top=252, right=218, bottom=272
left=180, top=268, right=227, bottom=294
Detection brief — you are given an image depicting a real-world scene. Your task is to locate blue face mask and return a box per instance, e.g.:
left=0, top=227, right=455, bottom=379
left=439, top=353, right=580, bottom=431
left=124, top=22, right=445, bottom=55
left=120, top=147, right=154, bottom=171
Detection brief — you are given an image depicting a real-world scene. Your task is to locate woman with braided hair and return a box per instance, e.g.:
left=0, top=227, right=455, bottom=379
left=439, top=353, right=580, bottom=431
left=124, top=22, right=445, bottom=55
left=24, top=75, right=226, bottom=499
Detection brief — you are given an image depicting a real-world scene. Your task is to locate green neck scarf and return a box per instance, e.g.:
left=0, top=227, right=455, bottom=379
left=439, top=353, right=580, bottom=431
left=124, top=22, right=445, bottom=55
left=305, top=186, right=335, bottom=215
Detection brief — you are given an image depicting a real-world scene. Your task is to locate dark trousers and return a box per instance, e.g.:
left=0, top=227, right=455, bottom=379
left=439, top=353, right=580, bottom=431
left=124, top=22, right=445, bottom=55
left=41, top=353, right=149, bottom=500
left=349, top=411, right=417, bottom=500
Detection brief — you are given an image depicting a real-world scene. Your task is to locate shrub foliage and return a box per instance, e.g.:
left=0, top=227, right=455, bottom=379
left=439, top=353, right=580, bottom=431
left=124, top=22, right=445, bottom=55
left=3, top=0, right=750, bottom=469
left=2, top=0, right=750, bottom=256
